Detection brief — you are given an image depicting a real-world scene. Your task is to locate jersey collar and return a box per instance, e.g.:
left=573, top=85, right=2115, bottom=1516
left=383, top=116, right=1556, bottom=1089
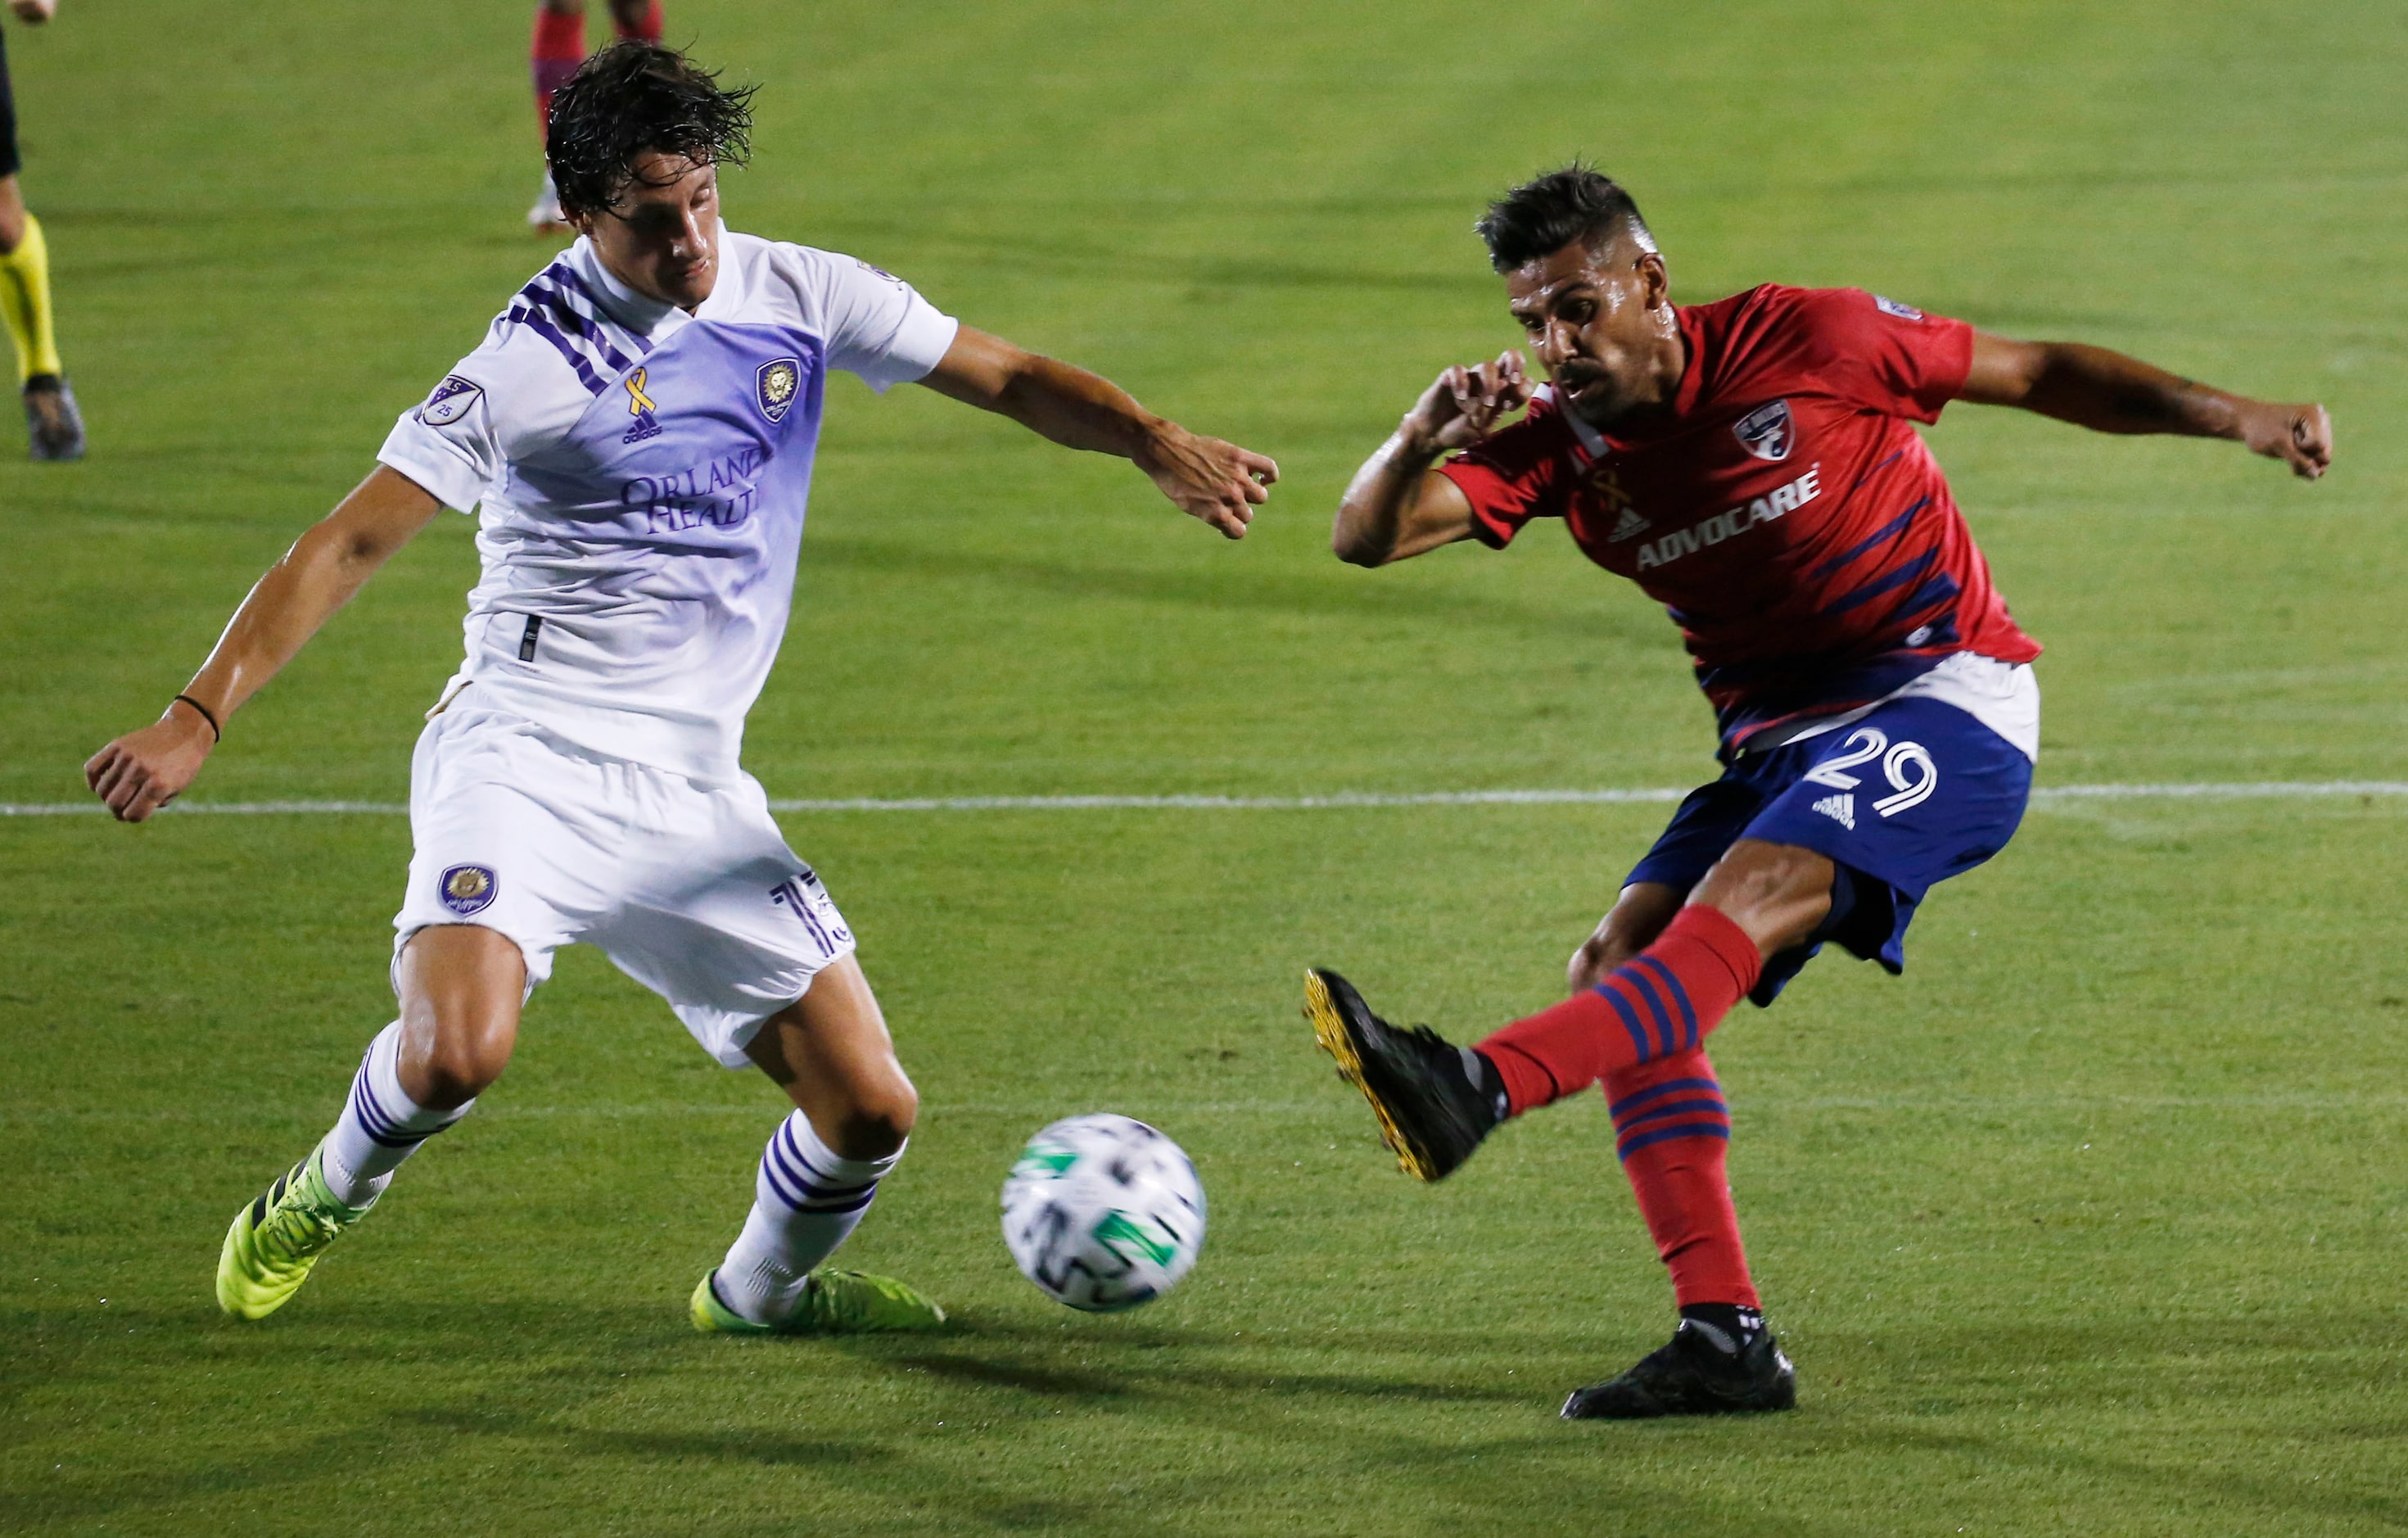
left=1554, top=387, right=1609, bottom=461
left=567, top=237, right=681, bottom=339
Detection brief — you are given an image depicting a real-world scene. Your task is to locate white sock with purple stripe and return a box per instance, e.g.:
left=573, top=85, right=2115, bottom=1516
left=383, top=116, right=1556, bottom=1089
left=713, top=1111, right=901, bottom=1325
left=318, top=1021, right=476, bottom=1208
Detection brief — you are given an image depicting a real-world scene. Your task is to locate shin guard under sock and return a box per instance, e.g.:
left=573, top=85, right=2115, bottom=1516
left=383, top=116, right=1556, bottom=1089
left=319, top=1021, right=475, bottom=1207
left=716, top=1111, right=901, bottom=1324
left=1606, top=1047, right=1758, bottom=1310
left=1477, top=905, right=1762, bottom=1115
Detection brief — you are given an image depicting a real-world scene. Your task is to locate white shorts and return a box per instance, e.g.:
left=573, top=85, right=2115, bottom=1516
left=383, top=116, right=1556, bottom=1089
left=392, top=701, right=856, bottom=1067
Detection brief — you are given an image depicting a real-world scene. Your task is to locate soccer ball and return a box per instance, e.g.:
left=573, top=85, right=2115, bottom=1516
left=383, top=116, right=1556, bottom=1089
left=1000, top=1114, right=1206, bottom=1312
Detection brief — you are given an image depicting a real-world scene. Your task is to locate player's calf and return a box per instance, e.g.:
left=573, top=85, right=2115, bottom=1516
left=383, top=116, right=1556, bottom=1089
left=1481, top=902, right=1765, bottom=1119
left=696, top=964, right=943, bottom=1332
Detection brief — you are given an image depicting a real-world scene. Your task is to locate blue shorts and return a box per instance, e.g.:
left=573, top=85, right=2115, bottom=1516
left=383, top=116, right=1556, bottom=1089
left=1628, top=696, right=2033, bottom=1005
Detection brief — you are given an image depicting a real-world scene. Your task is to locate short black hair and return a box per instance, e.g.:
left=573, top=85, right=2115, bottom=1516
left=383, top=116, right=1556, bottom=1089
left=1474, top=165, right=1656, bottom=274
left=544, top=42, right=756, bottom=219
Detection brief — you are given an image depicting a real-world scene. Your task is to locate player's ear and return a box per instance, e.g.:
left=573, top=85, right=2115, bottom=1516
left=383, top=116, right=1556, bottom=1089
left=1636, top=251, right=1671, bottom=309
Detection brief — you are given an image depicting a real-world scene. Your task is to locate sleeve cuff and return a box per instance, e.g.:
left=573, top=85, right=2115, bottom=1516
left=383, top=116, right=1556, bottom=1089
left=1909, top=315, right=1977, bottom=422
left=375, top=425, right=486, bottom=513
left=855, top=304, right=960, bottom=394
left=1436, top=459, right=1517, bottom=549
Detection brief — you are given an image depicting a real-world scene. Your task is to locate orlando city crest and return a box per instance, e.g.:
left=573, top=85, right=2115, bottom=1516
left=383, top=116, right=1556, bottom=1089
left=757, top=358, right=801, bottom=423
left=438, top=863, right=498, bottom=916
left=1733, top=399, right=1794, bottom=463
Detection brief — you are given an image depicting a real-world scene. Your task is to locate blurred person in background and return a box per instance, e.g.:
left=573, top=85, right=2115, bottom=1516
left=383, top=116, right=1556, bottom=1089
left=526, top=0, right=664, bottom=230
left=1, top=0, right=82, bottom=460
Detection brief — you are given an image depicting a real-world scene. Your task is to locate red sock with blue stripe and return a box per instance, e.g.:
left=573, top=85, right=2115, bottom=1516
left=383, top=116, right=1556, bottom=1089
left=1475, top=904, right=1762, bottom=1115
left=1605, top=1047, right=1759, bottom=1310
left=531, top=3, right=587, bottom=139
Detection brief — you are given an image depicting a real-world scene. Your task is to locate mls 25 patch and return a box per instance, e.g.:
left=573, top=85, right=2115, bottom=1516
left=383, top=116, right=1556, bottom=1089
left=1733, top=399, right=1794, bottom=462
left=757, top=358, right=802, bottom=423
left=1875, top=294, right=1925, bottom=320
left=416, top=376, right=484, bottom=430
left=438, top=863, right=498, bottom=916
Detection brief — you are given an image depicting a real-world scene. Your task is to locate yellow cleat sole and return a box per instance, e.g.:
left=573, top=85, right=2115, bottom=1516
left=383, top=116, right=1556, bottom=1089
left=1304, top=968, right=1439, bottom=1182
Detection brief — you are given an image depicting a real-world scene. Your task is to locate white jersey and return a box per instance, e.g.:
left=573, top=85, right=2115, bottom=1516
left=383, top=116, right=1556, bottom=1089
left=377, top=228, right=958, bottom=781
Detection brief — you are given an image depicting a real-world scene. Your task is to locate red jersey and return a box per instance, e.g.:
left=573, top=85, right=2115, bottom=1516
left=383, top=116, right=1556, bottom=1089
left=1439, top=283, right=2039, bottom=753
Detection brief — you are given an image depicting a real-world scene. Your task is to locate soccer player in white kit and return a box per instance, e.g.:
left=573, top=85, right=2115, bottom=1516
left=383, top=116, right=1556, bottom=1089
left=83, top=44, right=1279, bottom=1334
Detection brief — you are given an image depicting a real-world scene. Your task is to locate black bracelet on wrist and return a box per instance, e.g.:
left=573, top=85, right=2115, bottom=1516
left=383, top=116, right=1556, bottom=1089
left=172, top=694, right=222, bottom=742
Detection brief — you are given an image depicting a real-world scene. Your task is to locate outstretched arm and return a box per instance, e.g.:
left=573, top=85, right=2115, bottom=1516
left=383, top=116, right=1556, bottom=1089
left=1958, top=333, right=2332, bottom=480
left=919, top=325, right=1277, bottom=539
left=1332, top=351, right=1533, bottom=567
left=84, top=466, right=445, bottom=822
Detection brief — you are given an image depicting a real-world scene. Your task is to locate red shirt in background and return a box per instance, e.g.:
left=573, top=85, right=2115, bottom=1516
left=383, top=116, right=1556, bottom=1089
left=1439, top=284, right=2039, bottom=755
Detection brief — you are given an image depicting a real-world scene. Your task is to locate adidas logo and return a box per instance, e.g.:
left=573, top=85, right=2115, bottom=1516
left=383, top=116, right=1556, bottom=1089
left=1607, top=505, right=1651, bottom=541
left=1811, top=793, right=1855, bottom=830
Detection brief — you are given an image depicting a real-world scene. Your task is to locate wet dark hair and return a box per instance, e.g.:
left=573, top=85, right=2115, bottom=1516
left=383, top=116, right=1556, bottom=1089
left=544, top=42, right=757, bottom=219
left=1474, top=165, right=1656, bottom=273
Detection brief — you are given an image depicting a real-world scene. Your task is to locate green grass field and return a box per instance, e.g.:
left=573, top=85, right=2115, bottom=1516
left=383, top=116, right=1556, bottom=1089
left=7, top=2, right=2408, bottom=1532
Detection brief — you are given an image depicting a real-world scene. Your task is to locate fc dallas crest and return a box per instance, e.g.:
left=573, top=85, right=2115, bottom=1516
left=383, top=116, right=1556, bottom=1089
left=1733, top=400, right=1795, bottom=462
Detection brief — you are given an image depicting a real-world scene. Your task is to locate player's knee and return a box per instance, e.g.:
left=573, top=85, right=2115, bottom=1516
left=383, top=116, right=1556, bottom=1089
left=401, top=1005, right=517, bottom=1107
left=1570, top=883, right=1682, bottom=988
left=1695, top=839, right=1833, bottom=953
left=395, top=925, right=525, bottom=1105
left=412, top=1027, right=511, bottom=1107
left=1590, top=916, right=1653, bottom=970
left=834, top=1073, right=917, bottom=1158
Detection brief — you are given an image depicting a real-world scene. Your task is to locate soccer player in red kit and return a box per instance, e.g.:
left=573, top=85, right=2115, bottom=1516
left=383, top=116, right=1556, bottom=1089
left=1303, top=166, right=2333, bottom=1420
left=526, top=0, right=663, bottom=229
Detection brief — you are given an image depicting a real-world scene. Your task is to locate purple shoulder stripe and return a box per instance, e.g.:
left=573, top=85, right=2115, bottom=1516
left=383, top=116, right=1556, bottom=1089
left=522, top=279, right=636, bottom=377
left=504, top=305, right=610, bottom=396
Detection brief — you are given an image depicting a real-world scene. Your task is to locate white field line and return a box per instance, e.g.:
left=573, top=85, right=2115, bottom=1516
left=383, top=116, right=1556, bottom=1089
left=7, top=781, right=2408, bottom=817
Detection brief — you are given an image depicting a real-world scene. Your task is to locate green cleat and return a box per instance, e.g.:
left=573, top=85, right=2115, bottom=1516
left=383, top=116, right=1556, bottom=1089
left=690, top=1268, right=947, bottom=1335
left=215, top=1147, right=374, bottom=1320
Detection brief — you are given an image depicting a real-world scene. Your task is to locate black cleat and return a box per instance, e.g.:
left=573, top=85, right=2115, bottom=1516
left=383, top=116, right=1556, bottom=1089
left=1561, top=1319, right=1798, bottom=1420
left=24, top=375, right=85, bottom=462
left=1303, top=967, right=1498, bottom=1182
